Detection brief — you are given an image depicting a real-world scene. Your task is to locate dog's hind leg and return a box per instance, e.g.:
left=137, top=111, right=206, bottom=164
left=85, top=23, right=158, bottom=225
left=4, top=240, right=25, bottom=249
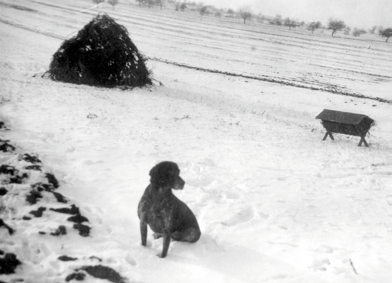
left=172, top=227, right=201, bottom=243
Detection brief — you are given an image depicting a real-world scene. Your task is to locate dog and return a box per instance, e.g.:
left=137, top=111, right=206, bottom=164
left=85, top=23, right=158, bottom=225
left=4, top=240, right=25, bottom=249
left=137, top=161, right=201, bottom=258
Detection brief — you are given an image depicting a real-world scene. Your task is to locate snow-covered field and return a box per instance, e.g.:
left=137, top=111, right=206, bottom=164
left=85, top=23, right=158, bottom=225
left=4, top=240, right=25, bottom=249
left=1, top=0, right=392, bottom=282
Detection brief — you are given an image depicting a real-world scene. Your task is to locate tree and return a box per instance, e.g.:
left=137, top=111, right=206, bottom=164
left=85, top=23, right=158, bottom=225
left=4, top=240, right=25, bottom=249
left=239, top=6, right=252, bottom=24
left=227, top=8, right=234, bottom=16
left=369, top=26, right=377, bottom=34
left=256, top=14, right=265, bottom=23
left=343, top=26, right=351, bottom=35
left=157, top=0, right=166, bottom=10
left=108, top=0, right=119, bottom=10
left=180, top=3, right=187, bottom=11
left=380, top=28, right=392, bottom=42
left=307, top=21, right=321, bottom=34
left=284, top=18, right=298, bottom=30
left=327, top=19, right=346, bottom=36
left=270, top=14, right=282, bottom=26
left=199, top=6, right=208, bottom=20
left=352, top=28, right=367, bottom=37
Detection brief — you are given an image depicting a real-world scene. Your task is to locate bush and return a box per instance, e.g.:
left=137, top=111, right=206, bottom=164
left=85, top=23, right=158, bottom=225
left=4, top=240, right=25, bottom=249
left=46, top=14, right=152, bottom=89
left=352, top=28, right=366, bottom=37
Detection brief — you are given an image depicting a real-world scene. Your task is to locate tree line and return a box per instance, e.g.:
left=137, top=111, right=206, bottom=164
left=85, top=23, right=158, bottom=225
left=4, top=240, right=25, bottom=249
left=92, top=0, right=392, bottom=42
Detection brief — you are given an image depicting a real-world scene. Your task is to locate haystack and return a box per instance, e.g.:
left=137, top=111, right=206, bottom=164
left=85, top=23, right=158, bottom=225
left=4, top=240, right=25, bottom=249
left=46, top=14, right=152, bottom=88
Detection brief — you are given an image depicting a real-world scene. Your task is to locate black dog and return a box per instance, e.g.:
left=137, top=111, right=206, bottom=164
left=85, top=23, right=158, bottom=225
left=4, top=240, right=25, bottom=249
left=138, top=161, right=201, bottom=258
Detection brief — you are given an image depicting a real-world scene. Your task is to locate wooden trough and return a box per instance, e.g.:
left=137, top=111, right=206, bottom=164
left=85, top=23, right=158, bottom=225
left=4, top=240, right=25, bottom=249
left=316, top=109, right=374, bottom=147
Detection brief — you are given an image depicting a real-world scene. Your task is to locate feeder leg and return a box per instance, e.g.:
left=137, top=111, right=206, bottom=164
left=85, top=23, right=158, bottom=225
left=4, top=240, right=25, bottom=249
left=358, top=136, right=369, bottom=147
left=323, top=132, right=334, bottom=141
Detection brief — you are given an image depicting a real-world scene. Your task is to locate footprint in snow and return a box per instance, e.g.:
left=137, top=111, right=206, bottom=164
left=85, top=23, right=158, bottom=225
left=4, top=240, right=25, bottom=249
left=221, top=207, right=255, bottom=226
left=310, top=258, right=331, bottom=271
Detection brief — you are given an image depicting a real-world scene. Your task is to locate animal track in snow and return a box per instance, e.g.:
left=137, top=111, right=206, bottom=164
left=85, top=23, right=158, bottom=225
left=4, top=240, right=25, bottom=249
left=221, top=207, right=255, bottom=226
left=310, top=258, right=331, bottom=271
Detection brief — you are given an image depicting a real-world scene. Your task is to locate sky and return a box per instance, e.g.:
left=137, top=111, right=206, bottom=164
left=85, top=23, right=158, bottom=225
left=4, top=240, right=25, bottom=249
left=200, top=0, right=392, bottom=29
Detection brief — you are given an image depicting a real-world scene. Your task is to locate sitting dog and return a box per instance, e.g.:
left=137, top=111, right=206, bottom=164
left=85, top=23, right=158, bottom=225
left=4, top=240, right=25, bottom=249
left=138, top=161, right=201, bottom=258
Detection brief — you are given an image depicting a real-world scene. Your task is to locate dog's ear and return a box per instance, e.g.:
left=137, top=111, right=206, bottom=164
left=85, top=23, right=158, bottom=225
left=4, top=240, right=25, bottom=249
left=149, top=165, right=157, bottom=177
left=150, top=165, right=167, bottom=186
left=149, top=165, right=158, bottom=184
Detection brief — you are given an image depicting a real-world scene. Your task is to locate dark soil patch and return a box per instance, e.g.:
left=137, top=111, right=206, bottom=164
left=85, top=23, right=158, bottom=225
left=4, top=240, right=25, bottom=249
left=58, top=255, right=78, bottom=262
left=79, top=265, right=126, bottom=283
left=51, top=225, right=67, bottom=236
left=0, top=139, right=15, bottom=152
left=66, top=272, right=86, bottom=282
left=0, top=165, right=17, bottom=175
left=19, top=153, right=42, bottom=164
left=73, top=224, right=90, bottom=237
left=68, top=214, right=89, bottom=224
left=0, top=252, right=21, bottom=274
left=24, top=165, right=42, bottom=171
left=29, top=207, right=46, bottom=217
left=0, top=187, right=7, bottom=196
left=26, top=190, right=43, bottom=205
left=51, top=204, right=79, bottom=215
left=53, top=191, right=68, bottom=203
left=46, top=173, right=59, bottom=188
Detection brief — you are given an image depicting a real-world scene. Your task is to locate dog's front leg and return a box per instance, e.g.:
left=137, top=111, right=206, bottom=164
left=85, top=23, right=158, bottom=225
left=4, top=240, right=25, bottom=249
left=140, top=213, right=148, bottom=246
left=160, top=231, right=171, bottom=258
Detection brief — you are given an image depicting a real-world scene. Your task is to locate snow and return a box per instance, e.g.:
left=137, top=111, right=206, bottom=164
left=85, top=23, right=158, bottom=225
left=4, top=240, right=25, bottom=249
left=1, top=0, right=392, bottom=282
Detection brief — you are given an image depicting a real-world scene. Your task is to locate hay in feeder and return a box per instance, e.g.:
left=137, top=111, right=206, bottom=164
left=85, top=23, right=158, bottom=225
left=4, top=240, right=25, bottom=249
left=46, top=14, right=152, bottom=88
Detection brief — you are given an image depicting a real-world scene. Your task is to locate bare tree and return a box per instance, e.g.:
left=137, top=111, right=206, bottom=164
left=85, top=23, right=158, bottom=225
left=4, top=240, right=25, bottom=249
left=343, top=26, right=351, bottom=35
left=307, top=21, right=321, bottom=34
left=284, top=18, right=298, bottom=30
left=239, top=6, right=252, bottom=24
left=327, top=19, right=346, bottom=36
left=369, top=26, right=377, bottom=34
left=108, top=0, right=119, bottom=10
left=270, top=14, right=282, bottom=26
left=227, top=8, right=235, bottom=16
left=380, top=28, right=392, bottom=42
left=199, top=6, right=208, bottom=20
left=352, top=28, right=367, bottom=37
left=157, top=0, right=166, bottom=10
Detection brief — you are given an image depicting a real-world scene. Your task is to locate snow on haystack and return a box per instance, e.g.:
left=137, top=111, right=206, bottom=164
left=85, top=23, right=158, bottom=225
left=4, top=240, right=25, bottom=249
left=45, top=14, right=152, bottom=88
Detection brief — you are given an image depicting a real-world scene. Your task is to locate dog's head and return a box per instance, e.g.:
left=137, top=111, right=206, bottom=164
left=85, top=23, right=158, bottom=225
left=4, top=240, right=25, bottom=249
left=149, top=161, right=185, bottom=190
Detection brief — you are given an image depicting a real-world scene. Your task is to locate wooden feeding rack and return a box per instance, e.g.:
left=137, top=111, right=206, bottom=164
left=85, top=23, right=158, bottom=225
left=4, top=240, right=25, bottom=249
left=316, top=109, right=374, bottom=147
